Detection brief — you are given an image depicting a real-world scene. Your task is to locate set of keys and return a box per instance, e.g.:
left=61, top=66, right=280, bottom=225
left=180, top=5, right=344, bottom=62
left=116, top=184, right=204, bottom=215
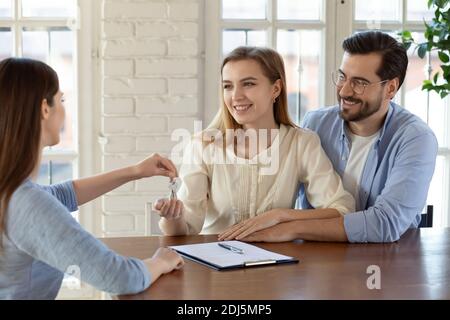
left=168, top=177, right=181, bottom=200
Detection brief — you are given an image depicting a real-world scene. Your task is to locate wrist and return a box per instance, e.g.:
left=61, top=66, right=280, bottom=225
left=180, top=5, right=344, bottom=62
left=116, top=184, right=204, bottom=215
left=128, top=164, right=142, bottom=180
left=274, top=208, right=288, bottom=223
left=145, top=258, right=164, bottom=283
left=292, top=220, right=305, bottom=239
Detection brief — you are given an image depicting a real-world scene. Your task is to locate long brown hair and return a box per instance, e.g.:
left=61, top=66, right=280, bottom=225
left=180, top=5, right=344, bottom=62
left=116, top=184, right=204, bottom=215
left=208, top=46, right=297, bottom=132
left=0, top=58, right=59, bottom=235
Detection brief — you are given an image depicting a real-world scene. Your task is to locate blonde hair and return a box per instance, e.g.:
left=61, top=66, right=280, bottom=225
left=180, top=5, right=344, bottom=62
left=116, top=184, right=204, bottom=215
left=207, top=46, right=297, bottom=134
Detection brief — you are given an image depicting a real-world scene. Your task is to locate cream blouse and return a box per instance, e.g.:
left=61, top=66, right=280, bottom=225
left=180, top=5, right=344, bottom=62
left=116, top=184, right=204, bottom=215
left=177, top=124, right=355, bottom=235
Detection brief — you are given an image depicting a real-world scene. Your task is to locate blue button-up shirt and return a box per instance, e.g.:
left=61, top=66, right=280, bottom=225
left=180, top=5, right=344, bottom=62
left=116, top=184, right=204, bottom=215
left=299, top=102, right=438, bottom=243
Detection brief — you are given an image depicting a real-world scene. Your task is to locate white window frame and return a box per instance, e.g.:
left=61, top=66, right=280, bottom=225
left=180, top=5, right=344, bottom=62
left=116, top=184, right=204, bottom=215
left=205, top=0, right=450, bottom=227
left=56, top=0, right=100, bottom=299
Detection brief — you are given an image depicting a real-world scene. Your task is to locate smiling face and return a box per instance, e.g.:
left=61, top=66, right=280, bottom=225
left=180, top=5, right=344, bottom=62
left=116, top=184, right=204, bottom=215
left=337, top=52, right=390, bottom=123
left=222, top=59, right=281, bottom=130
left=41, top=90, right=66, bottom=147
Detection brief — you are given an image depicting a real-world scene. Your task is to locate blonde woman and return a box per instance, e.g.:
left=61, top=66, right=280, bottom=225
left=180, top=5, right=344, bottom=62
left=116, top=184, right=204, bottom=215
left=155, top=46, right=355, bottom=241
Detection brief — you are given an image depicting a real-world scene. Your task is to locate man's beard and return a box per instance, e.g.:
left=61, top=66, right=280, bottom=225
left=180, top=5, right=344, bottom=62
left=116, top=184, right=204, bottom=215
left=338, top=95, right=383, bottom=122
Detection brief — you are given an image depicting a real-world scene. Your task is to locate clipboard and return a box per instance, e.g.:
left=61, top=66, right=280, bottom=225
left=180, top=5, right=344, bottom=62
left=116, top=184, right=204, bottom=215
left=170, top=240, right=299, bottom=271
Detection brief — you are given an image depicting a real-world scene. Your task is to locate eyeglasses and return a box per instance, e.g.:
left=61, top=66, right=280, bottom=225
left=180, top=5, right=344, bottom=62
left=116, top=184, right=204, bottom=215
left=332, top=71, right=389, bottom=95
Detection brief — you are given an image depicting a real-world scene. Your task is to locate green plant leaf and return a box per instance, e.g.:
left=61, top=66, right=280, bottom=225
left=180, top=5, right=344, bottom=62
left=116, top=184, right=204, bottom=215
left=438, top=40, right=450, bottom=50
left=424, top=26, right=432, bottom=39
left=433, top=72, right=440, bottom=84
left=418, top=43, right=428, bottom=58
left=444, top=9, right=450, bottom=21
left=414, top=0, right=449, bottom=100
left=435, top=9, right=441, bottom=20
left=438, top=51, right=450, bottom=62
left=404, top=42, right=412, bottom=51
left=443, top=66, right=450, bottom=79
left=422, top=80, right=434, bottom=90
left=435, top=0, right=447, bottom=8
left=439, top=28, right=447, bottom=41
left=401, top=30, right=412, bottom=39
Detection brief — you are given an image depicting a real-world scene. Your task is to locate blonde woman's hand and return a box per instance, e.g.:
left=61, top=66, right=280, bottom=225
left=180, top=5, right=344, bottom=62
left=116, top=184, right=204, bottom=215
left=218, top=209, right=283, bottom=241
left=154, top=198, right=185, bottom=220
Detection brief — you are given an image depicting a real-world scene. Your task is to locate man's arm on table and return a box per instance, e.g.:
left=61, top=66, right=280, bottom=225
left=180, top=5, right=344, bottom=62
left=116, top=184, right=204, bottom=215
left=241, top=216, right=348, bottom=242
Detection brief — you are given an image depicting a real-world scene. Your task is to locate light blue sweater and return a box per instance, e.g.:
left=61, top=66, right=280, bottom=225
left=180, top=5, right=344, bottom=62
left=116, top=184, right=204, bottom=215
left=0, top=179, right=151, bottom=299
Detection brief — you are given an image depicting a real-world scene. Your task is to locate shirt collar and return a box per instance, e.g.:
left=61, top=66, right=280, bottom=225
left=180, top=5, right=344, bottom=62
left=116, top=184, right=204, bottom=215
left=377, top=102, right=395, bottom=142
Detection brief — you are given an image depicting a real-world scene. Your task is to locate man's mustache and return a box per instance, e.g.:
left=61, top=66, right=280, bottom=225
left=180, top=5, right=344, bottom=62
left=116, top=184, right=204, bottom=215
left=339, top=96, right=362, bottom=104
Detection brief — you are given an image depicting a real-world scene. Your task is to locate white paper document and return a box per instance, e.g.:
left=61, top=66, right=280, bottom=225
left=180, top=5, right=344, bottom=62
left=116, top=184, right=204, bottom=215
left=170, top=240, right=298, bottom=270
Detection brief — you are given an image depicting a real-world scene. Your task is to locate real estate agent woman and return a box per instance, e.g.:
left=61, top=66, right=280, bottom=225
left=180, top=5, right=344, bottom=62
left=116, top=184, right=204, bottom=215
left=0, top=57, right=184, bottom=299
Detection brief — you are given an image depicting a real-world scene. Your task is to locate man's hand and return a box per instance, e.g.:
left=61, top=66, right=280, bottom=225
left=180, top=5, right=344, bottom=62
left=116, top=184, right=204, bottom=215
left=241, top=217, right=348, bottom=242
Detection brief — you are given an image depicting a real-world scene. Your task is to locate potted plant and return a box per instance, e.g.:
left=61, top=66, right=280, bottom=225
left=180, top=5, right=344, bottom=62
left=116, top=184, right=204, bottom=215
left=399, top=0, right=450, bottom=98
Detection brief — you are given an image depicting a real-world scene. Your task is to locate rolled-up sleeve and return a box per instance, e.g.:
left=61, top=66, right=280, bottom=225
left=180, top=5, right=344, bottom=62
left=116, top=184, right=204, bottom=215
left=344, top=132, right=438, bottom=243
left=39, top=181, right=78, bottom=212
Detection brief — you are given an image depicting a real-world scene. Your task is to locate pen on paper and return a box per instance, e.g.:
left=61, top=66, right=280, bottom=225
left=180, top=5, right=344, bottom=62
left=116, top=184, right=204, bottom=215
left=217, top=243, right=244, bottom=254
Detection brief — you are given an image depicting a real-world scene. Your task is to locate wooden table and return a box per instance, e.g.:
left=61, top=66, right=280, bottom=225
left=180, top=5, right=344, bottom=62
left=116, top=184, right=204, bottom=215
left=101, top=228, right=450, bottom=300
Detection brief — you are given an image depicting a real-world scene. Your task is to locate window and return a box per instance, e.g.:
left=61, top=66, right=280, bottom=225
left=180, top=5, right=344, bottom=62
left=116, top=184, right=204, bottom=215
left=206, top=0, right=450, bottom=227
left=205, top=0, right=327, bottom=125
left=0, top=0, right=79, bottom=188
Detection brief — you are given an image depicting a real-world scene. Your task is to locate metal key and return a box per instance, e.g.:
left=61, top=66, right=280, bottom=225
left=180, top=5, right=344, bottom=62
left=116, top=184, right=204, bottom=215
left=170, top=188, right=177, bottom=200
left=168, top=178, right=181, bottom=200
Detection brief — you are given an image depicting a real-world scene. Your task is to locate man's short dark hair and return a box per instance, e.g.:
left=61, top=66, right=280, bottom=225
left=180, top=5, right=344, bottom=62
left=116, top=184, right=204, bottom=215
left=342, top=31, right=408, bottom=89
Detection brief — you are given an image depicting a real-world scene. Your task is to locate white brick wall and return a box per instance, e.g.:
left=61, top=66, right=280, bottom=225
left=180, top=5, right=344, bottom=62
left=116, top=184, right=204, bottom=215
left=100, top=0, right=202, bottom=237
